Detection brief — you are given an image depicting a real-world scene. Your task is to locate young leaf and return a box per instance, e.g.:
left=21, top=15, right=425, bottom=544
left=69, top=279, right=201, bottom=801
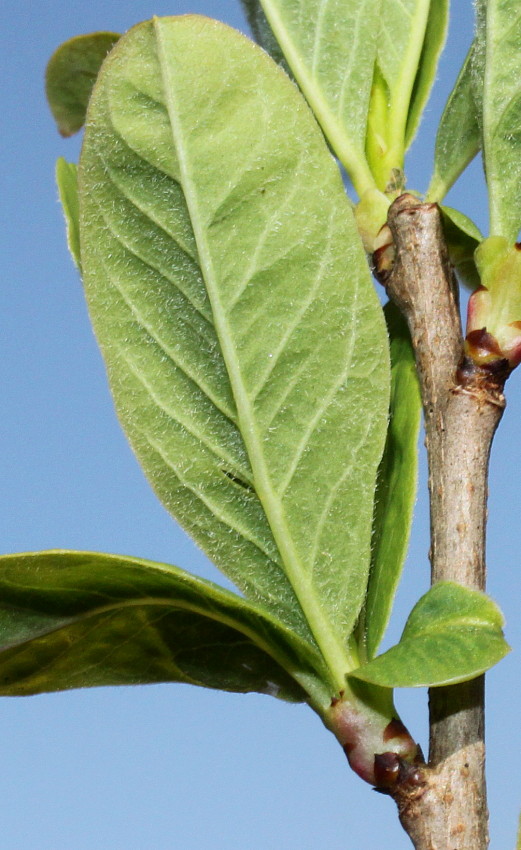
left=480, top=0, right=521, bottom=240
left=404, top=0, right=449, bottom=149
left=350, top=582, right=510, bottom=688
left=0, top=551, right=331, bottom=705
left=366, top=0, right=432, bottom=188
left=440, top=206, right=482, bottom=290
left=79, top=17, right=390, bottom=686
left=427, top=41, right=480, bottom=202
left=56, top=158, right=81, bottom=269
left=45, top=32, right=120, bottom=136
left=359, top=302, right=421, bottom=660
left=257, top=0, right=381, bottom=194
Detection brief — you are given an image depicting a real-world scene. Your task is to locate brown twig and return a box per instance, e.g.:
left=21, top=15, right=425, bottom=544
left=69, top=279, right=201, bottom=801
left=376, top=194, right=506, bottom=849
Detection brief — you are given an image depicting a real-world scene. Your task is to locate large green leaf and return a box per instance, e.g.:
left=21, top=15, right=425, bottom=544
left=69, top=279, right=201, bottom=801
left=358, top=303, right=421, bottom=660
left=480, top=0, right=521, bottom=240
left=404, top=0, right=449, bottom=149
left=427, top=42, right=480, bottom=202
left=366, top=0, right=433, bottom=188
left=351, top=582, right=510, bottom=688
left=56, top=158, right=81, bottom=269
left=257, top=0, right=381, bottom=194
left=0, top=551, right=331, bottom=703
left=79, top=17, right=390, bottom=688
left=46, top=32, right=120, bottom=136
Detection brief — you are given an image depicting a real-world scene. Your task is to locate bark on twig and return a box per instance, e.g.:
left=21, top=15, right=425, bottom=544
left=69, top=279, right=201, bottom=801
left=376, top=195, right=507, bottom=850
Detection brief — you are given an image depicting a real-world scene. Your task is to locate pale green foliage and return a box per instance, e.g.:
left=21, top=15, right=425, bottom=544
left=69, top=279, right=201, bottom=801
left=27, top=3, right=512, bottom=724
left=56, top=158, right=81, bottom=269
left=366, top=0, right=447, bottom=188
left=404, top=0, right=449, bottom=147
left=428, top=41, right=480, bottom=202
left=358, top=303, right=421, bottom=660
left=478, top=0, right=521, bottom=240
left=0, top=551, right=331, bottom=705
left=351, top=582, right=510, bottom=687
left=257, top=0, right=381, bottom=193
left=440, top=206, right=482, bottom=290
left=79, top=17, right=390, bottom=687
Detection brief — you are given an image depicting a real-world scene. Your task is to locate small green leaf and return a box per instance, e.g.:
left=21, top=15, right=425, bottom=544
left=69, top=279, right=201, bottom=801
left=45, top=32, right=120, bottom=136
left=359, top=302, right=421, bottom=660
left=480, top=0, right=521, bottom=240
left=257, top=0, right=380, bottom=194
left=405, top=0, right=449, bottom=149
left=351, top=582, right=510, bottom=688
left=441, top=206, right=482, bottom=290
left=427, top=41, right=480, bottom=202
left=56, top=158, right=81, bottom=269
left=79, top=17, right=390, bottom=688
left=366, top=0, right=432, bottom=189
left=0, top=551, right=331, bottom=704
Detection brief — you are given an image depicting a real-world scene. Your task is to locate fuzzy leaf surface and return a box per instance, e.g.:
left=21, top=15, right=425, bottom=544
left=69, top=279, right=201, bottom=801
left=257, top=0, right=380, bottom=194
left=481, top=0, right=521, bottom=239
left=428, top=41, right=480, bottom=201
left=240, top=0, right=287, bottom=67
left=56, top=158, right=81, bottom=269
left=351, top=582, right=510, bottom=687
left=0, top=551, right=333, bottom=703
left=404, top=0, right=449, bottom=148
left=366, top=0, right=432, bottom=187
left=46, top=32, right=120, bottom=136
left=359, top=303, right=421, bottom=660
left=79, top=17, right=390, bottom=682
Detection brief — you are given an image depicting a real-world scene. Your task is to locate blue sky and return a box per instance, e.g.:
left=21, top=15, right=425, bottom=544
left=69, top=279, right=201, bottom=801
left=2, top=2, right=521, bottom=847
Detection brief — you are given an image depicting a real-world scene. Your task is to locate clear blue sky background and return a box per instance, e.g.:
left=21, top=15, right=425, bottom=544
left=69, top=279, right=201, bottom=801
left=2, top=2, right=521, bottom=848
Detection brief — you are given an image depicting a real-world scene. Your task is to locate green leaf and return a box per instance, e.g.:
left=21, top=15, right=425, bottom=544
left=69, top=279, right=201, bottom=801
left=366, top=0, right=432, bottom=188
left=427, top=41, right=480, bottom=202
left=56, top=158, right=81, bottom=270
left=239, top=0, right=288, bottom=68
left=351, top=582, right=510, bottom=688
left=359, top=302, right=421, bottom=660
left=45, top=32, right=120, bottom=136
left=440, top=206, right=482, bottom=290
left=480, top=0, right=521, bottom=240
left=79, top=17, right=390, bottom=688
left=405, top=0, right=449, bottom=149
left=0, top=551, right=331, bottom=704
left=257, top=0, right=380, bottom=194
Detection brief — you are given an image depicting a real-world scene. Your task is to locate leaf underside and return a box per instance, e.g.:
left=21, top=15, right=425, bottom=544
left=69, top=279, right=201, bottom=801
left=258, top=0, right=380, bottom=192
left=480, top=0, right=521, bottom=240
left=79, top=16, right=390, bottom=677
left=0, top=551, right=332, bottom=703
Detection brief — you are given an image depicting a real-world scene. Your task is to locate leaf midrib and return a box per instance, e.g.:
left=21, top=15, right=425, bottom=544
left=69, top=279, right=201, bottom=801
left=153, top=19, right=354, bottom=690
left=257, top=0, right=375, bottom=195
